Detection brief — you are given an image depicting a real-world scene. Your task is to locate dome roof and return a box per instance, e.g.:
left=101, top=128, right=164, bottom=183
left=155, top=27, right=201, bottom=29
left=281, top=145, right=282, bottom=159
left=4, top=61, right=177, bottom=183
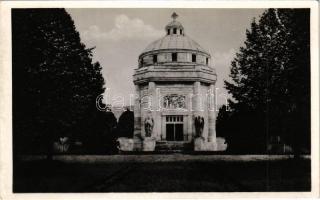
left=140, top=12, right=210, bottom=56
left=141, top=35, right=209, bottom=55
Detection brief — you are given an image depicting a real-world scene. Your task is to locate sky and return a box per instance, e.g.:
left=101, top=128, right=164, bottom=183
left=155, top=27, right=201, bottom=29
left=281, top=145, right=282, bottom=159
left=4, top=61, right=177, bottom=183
left=67, top=8, right=265, bottom=106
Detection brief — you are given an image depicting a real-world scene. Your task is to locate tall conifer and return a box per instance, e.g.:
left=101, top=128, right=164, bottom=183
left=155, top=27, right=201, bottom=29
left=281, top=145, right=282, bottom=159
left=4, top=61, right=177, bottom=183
left=221, top=9, right=310, bottom=153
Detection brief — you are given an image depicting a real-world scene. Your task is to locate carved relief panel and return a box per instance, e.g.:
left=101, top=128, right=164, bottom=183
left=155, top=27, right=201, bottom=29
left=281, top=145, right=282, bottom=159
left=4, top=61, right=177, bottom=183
left=163, top=94, right=186, bottom=109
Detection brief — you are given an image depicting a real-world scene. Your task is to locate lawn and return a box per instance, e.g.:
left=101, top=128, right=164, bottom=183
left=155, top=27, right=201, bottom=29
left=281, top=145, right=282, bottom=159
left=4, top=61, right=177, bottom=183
left=13, top=155, right=311, bottom=192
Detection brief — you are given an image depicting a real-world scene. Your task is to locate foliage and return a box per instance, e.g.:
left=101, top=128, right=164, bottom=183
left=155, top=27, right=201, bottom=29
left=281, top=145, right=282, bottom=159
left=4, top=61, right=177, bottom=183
left=84, top=109, right=118, bottom=154
left=12, top=9, right=105, bottom=155
left=116, top=109, right=134, bottom=138
left=219, top=9, right=310, bottom=154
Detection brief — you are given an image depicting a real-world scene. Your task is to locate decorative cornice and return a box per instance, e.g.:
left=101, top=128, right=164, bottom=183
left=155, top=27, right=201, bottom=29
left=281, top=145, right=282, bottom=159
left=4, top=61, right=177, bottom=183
left=133, top=66, right=217, bottom=85
left=139, top=48, right=211, bottom=60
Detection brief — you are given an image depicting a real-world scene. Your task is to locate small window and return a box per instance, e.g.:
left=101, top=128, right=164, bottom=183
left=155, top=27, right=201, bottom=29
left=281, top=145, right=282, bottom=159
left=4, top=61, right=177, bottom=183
left=173, top=28, right=177, bottom=34
left=206, top=57, right=209, bottom=65
left=180, top=29, right=182, bottom=35
left=172, top=53, right=177, bottom=62
left=153, top=55, right=157, bottom=63
left=167, top=29, right=170, bottom=35
left=139, top=59, right=143, bottom=67
left=192, top=54, right=196, bottom=62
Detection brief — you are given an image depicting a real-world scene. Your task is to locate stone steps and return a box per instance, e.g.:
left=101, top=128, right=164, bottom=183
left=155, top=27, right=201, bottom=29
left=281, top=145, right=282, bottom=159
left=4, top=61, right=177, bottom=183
left=155, top=141, right=193, bottom=152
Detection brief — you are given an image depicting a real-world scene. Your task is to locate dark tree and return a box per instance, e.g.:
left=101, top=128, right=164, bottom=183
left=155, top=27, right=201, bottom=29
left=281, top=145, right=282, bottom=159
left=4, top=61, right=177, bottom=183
left=12, top=9, right=105, bottom=158
left=275, top=9, right=311, bottom=156
left=83, top=102, right=118, bottom=153
left=116, top=109, right=134, bottom=138
left=220, top=9, right=310, bottom=154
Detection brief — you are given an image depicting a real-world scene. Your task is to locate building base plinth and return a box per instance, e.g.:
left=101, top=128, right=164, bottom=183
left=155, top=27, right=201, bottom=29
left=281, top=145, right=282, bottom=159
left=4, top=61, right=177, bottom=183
left=117, top=137, right=134, bottom=151
left=143, top=137, right=156, bottom=151
left=216, top=137, right=228, bottom=151
left=194, top=137, right=217, bottom=151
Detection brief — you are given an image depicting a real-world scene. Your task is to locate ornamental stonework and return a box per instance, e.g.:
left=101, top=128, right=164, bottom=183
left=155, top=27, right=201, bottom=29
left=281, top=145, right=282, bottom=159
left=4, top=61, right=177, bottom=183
left=163, top=94, right=186, bottom=109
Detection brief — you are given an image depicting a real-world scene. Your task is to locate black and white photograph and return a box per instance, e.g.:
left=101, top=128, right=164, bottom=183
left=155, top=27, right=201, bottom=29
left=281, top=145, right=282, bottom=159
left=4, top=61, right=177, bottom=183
left=0, top=1, right=319, bottom=198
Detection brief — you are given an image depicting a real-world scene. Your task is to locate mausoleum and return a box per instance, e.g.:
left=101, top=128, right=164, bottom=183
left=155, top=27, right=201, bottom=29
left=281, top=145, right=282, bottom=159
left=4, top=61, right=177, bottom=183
left=122, top=13, right=223, bottom=151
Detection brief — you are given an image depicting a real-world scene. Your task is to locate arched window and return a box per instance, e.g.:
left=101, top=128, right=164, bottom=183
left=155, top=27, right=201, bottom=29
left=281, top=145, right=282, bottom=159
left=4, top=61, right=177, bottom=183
left=206, top=57, right=209, bottom=65
left=173, top=28, right=177, bottom=34
left=167, top=29, right=170, bottom=35
left=180, top=29, right=182, bottom=35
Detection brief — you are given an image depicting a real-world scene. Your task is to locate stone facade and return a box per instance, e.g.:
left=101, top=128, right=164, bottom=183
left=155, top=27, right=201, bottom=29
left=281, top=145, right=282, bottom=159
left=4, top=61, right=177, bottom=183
left=132, top=13, right=218, bottom=151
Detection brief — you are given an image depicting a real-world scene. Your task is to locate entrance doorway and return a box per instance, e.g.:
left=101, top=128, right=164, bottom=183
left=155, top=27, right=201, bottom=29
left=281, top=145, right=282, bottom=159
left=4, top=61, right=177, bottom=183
left=165, top=115, right=183, bottom=141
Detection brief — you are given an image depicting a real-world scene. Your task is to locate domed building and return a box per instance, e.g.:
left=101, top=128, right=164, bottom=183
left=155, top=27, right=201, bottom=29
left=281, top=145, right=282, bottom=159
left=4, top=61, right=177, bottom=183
left=132, top=13, right=218, bottom=151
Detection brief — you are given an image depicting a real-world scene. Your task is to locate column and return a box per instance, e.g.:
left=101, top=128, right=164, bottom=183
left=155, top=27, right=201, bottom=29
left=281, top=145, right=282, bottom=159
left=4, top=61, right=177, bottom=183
left=187, top=114, right=193, bottom=141
left=193, top=81, right=201, bottom=115
left=148, top=81, right=160, bottom=139
left=193, top=81, right=206, bottom=139
left=133, top=84, right=141, bottom=137
left=208, top=84, right=217, bottom=144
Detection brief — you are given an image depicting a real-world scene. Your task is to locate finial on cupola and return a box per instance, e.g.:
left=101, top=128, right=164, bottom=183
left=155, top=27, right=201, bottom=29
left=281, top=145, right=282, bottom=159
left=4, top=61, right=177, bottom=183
left=171, top=12, right=178, bottom=21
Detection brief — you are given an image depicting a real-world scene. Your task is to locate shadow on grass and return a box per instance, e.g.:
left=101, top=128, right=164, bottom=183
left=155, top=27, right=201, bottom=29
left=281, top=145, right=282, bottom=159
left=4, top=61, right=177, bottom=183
left=13, top=157, right=311, bottom=192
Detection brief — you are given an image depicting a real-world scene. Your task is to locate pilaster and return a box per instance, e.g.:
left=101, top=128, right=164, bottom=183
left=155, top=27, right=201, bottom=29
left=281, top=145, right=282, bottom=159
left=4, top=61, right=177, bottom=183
left=208, top=84, right=217, bottom=144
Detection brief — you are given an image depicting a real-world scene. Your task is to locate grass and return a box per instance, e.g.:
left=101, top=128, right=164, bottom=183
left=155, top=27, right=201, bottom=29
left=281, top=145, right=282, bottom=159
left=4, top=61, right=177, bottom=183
left=13, top=155, right=311, bottom=192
